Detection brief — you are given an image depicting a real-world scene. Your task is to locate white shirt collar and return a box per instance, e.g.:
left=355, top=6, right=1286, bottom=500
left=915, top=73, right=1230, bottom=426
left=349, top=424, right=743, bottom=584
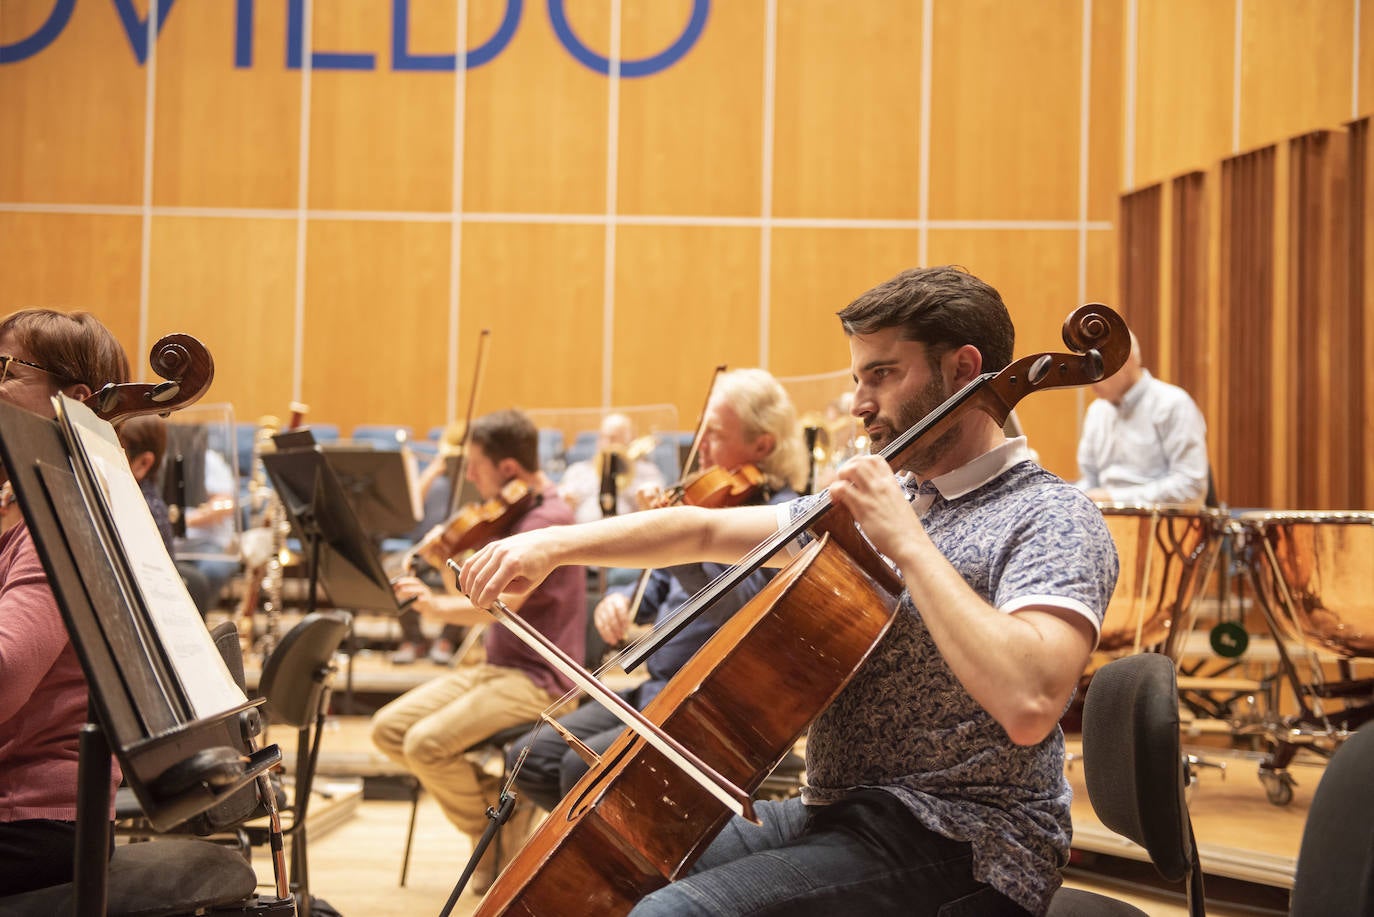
left=918, top=436, right=1034, bottom=503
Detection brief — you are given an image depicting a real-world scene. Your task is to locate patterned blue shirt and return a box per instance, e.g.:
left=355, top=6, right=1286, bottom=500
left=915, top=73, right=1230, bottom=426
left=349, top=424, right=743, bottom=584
left=781, top=438, right=1118, bottom=915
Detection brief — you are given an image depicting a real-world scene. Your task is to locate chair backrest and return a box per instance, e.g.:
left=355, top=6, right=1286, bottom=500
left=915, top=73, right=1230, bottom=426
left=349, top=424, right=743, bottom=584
left=258, top=611, right=351, bottom=730
left=1080, top=653, right=1204, bottom=912
left=1290, top=724, right=1374, bottom=916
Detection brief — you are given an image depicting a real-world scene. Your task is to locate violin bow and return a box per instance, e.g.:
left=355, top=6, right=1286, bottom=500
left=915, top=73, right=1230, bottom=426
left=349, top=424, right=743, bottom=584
left=446, top=328, right=492, bottom=517
left=624, top=364, right=727, bottom=624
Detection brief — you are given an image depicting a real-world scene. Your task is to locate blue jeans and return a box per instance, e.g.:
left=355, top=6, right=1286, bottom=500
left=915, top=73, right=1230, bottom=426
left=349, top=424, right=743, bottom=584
left=628, top=791, right=1031, bottom=917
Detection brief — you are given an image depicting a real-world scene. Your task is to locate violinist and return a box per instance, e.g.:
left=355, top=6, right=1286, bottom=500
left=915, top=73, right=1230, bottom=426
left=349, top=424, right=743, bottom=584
left=505, top=368, right=807, bottom=813
left=461, top=266, right=1120, bottom=917
left=370, top=408, right=587, bottom=894
left=0, top=309, right=130, bottom=895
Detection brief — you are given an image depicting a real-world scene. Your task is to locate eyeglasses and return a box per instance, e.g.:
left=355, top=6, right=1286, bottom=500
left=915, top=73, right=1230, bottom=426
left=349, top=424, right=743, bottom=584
left=0, top=355, right=63, bottom=385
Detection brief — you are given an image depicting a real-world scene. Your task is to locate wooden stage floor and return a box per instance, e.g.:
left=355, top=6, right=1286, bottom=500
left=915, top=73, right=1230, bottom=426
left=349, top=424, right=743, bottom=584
left=261, top=709, right=1308, bottom=916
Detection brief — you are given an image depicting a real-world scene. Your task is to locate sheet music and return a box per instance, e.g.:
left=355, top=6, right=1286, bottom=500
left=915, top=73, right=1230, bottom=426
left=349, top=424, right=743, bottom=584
left=54, top=395, right=246, bottom=719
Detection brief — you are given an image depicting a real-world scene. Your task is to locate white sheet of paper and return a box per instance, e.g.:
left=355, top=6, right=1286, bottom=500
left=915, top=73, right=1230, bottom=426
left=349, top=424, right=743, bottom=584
left=56, top=395, right=246, bottom=719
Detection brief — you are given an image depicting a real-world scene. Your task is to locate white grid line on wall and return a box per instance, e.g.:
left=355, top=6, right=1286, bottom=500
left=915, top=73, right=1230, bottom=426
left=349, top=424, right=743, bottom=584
left=918, top=0, right=934, bottom=268
left=0, top=203, right=1114, bottom=232
left=448, top=1, right=471, bottom=424
left=1232, top=0, right=1243, bottom=153
left=291, top=0, right=315, bottom=404
left=136, top=0, right=160, bottom=370
left=601, top=1, right=623, bottom=409
left=757, top=0, right=778, bottom=370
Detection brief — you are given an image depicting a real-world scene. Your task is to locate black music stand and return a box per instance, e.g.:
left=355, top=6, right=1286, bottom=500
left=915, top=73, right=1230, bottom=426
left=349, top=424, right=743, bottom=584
left=319, top=444, right=421, bottom=539
left=259, top=447, right=404, bottom=616
left=0, top=398, right=283, bottom=916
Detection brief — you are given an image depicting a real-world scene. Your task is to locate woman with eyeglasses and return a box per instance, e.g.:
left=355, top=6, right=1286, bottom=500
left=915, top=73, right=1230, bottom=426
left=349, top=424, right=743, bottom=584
left=0, top=308, right=132, bottom=896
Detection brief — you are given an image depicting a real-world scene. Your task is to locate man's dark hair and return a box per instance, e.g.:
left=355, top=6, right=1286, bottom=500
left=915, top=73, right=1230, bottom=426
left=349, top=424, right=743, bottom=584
left=837, top=265, right=1015, bottom=373
left=469, top=409, right=539, bottom=474
left=118, top=414, right=168, bottom=477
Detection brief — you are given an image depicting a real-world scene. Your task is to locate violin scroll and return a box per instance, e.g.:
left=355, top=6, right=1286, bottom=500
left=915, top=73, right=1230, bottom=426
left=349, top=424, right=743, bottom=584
left=85, top=333, right=214, bottom=425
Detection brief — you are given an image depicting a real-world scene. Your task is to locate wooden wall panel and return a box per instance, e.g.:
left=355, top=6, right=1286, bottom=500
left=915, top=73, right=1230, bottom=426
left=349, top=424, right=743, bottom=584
left=1169, top=172, right=1209, bottom=413
left=1287, top=131, right=1352, bottom=509
left=1133, top=0, right=1234, bottom=189
left=772, top=1, right=922, bottom=220
left=1352, top=119, right=1374, bottom=506
left=463, top=1, right=609, bottom=213
left=767, top=228, right=922, bottom=378
left=1240, top=0, right=1356, bottom=153
left=152, top=0, right=300, bottom=209
left=459, top=222, right=605, bottom=414
left=1217, top=146, right=1277, bottom=508
left=0, top=1, right=144, bottom=203
left=618, top=1, right=763, bottom=216
left=301, top=220, right=451, bottom=433
left=1119, top=184, right=1162, bottom=364
left=1088, top=0, right=1126, bottom=221
left=611, top=226, right=759, bottom=416
left=145, top=217, right=296, bottom=421
left=925, top=230, right=1082, bottom=479
left=0, top=212, right=142, bottom=355
left=928, top=0, right=1081, bottom=221
left=308, top=2, right=455, bottom=212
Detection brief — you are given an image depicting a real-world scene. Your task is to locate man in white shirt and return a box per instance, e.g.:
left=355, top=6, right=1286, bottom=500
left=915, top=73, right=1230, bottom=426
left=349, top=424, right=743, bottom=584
left=1075, top=334, right=1210, bottom=506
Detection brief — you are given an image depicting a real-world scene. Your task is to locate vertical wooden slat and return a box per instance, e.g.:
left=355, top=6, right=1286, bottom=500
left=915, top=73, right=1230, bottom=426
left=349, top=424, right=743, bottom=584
left=1169, top=171, right=1208, bottom=409
left=1218, top=146, right=1276, bottom=508
left=1119, top=184, right=1163, bottom=363
left=1288, top=130, right=1351, bottom=509
left=1346, top=118, right=1373, bottom=509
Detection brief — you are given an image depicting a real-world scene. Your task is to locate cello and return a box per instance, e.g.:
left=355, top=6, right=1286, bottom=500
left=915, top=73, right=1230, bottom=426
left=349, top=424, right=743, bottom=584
left=469, top=304, right=1131, bottom=915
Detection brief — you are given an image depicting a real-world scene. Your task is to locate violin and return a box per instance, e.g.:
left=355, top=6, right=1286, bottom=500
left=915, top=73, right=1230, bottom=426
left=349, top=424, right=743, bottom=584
left=653, top=463, right=766, bottom=510
left=411, top=479, right=540, bottom=570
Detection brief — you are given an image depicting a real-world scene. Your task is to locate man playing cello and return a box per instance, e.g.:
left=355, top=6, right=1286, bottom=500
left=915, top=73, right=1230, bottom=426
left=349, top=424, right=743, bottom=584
left=461, top=266, right=1119, bottom=916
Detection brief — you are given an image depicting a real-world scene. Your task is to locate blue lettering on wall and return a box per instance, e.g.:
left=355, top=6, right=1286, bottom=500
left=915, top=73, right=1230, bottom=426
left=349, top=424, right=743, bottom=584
left=0, top=0, right=76, bottom=64
left=393, top=0, right=522, bottom=71
left=2, top=0, right=707, bottom=78
left=1, top=0, right=177, bottom=65
left=548, top=0, right=709, bottom=78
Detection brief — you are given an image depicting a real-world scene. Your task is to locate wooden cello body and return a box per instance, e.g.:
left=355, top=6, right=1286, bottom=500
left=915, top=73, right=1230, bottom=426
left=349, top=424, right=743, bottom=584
left=477, top=534, right=896, bottom=914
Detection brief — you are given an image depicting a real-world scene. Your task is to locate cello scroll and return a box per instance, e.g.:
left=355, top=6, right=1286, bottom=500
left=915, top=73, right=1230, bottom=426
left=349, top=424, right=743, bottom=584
left=84, top=333, right=214, bottom=426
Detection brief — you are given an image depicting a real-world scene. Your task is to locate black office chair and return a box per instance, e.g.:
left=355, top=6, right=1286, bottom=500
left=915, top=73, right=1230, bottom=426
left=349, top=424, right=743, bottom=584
left=1050, top=653, right=1205, bottom=917
left=254, top=610, right=352, bottom=917
left=1289, top=723, right=1374, bottom=916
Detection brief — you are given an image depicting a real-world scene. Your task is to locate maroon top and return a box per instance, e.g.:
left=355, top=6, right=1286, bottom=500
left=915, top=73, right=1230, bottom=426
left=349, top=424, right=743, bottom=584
left=0, top=521, right=121, bottom=820
left=482, top=484, right=586, bottom=696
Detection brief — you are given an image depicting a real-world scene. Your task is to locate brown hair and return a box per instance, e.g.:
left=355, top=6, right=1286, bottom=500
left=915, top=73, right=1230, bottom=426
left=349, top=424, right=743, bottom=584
left=117, top=414, right=168, bottom=477
left=0, top=309, right=131, bottom=390
left=837, top=265, right=1015, bottom=373
left=469, top=409, right=539, bottom=474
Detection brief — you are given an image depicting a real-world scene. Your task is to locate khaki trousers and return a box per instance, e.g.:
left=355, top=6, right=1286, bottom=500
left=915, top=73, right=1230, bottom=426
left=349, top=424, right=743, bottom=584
left=371, top=664, right=555, bottom=836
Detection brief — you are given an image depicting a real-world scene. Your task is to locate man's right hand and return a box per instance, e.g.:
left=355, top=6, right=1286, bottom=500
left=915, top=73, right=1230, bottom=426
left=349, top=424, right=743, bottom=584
left=594, top=593, right=632, bottom=645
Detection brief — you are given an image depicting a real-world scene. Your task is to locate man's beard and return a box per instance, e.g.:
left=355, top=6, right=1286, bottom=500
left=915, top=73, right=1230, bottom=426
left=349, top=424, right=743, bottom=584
left=869, top=374, right=959, bottom=474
